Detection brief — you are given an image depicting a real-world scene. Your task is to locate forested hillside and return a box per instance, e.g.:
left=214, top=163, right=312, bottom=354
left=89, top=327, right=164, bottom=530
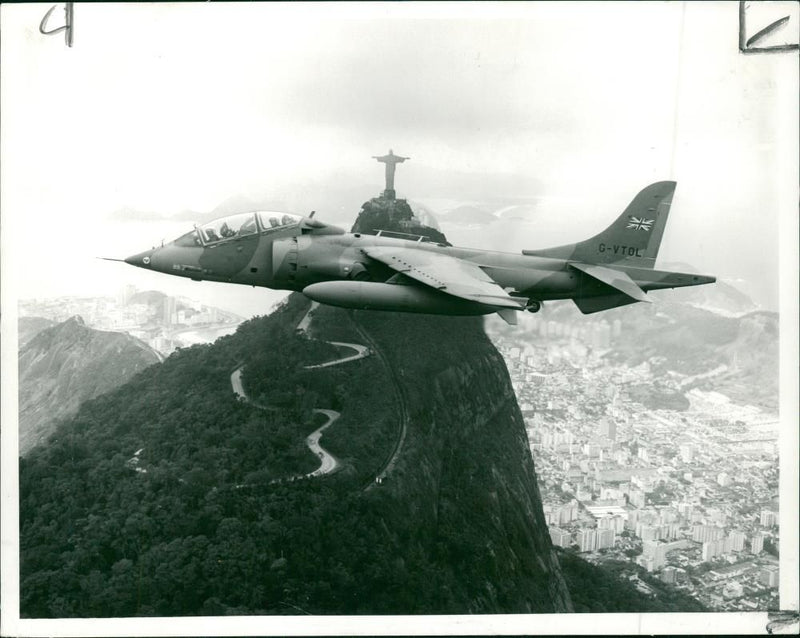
left=21, top=279, right=567, bottom=615
left=20, top=296, right=399, bottom=615
left=556, top=551, right=705, bottom=612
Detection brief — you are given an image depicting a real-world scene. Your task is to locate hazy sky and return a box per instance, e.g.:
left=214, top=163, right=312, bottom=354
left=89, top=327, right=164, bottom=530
left=2, top=2, right=797, bottom=317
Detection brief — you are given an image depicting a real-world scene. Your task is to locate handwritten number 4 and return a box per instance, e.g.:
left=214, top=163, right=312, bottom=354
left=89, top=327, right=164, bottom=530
left=39, top=2, right=73, bottom=48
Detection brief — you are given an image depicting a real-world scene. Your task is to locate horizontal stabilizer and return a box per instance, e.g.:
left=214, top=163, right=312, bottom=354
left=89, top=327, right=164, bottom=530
left=570, top=262, right=651, bottom=314
left=573, top=293, right=641, bottom=314
left=570, top=262, right=650, bottom=303
left=496, top=308, right=518, bottom=325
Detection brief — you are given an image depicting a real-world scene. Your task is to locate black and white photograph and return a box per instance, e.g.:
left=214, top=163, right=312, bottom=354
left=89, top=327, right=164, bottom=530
left=1, top=2, right=798, bottom=635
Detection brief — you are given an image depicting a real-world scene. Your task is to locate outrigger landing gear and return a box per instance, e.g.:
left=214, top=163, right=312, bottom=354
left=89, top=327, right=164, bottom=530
left=526, top=300, right=542, bottom=313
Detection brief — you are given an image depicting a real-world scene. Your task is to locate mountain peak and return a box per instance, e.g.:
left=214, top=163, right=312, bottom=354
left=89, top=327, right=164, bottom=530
left=19, top=317, right=161, bottom=456
left=44, top=315, right=89, bottom=340
left=351, top=196, right=450, bottom=245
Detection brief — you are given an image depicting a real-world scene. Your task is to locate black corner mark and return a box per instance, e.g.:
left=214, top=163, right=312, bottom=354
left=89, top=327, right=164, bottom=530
left=39, top=2, right=73, bottom=48
left=747, top=15, right=791, bottom=47
left=766, top=610, right=799, bottom=634
left=739, top=0, right=799, bottom=54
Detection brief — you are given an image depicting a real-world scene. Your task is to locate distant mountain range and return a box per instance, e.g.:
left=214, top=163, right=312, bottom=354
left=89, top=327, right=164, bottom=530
left=606, top=302, right=778, bottom=407
left=653, top=266, right=760, bottom=317
left=490, top=276, right=778, bottom=411
left=18, top=316, right=161, bottom=456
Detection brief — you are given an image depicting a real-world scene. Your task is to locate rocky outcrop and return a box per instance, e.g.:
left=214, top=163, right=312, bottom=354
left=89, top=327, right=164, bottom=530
left=366, top=315, right=571, bottom=611
left=18, top=316, right=160, bottom=456
left=344, top=200, right=572, bottom=611
left=352, top=197, right=450, bottom=245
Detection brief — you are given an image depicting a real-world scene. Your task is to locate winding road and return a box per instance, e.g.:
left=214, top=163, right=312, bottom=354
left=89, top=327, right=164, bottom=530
left=230, top=301, right=410, bottom=486
left=303, top=342, right=370, bottom=369
left=305, top=409, right=340, bottom=477
left=230, top=367, right=341, bottom=479
left=230, top=368, right=246, bottom=400
left=229, top=301, right=374, bottom=481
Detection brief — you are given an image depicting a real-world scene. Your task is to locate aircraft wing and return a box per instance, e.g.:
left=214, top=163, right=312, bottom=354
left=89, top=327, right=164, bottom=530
left=363, top=246, right=525, bottom=310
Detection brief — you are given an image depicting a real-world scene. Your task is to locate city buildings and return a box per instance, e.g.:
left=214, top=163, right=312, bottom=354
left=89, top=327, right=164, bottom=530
left=577, top=529, right=598, bottom=553
left=759, top=566, right=779, bottom=588
left=728, top=530, right=747, bottom=553
left=20, top=287, right=242, bottom=356
left=597, top=528, right=615, bottom=550
left=760, top=509, right=778, bottom=528
left=490, top=312, right=781, bottom=612
left=750, top=532, right=764, bottom=555
left=549, top=527, right=572, bottom=548
left=693, top=525, right=725, bottom=543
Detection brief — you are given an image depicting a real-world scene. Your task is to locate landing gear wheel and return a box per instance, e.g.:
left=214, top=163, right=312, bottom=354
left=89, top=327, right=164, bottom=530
left=526, top=300, right=542, bottom=313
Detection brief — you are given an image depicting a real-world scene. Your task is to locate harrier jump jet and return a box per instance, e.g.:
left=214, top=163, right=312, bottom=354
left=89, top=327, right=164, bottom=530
left=119, top=181, right=715, bottom=324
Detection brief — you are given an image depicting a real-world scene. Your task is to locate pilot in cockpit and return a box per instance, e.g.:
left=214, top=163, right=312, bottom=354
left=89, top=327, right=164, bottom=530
left=219, top=222, right=236, bottom=238
left=239, top=216, right=257, bottom=236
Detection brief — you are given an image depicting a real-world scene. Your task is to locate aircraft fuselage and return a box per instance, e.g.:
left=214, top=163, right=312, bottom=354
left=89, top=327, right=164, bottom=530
left=128, top=222, right=710, bottom=310
left=122, top=182, right=716, bottom=319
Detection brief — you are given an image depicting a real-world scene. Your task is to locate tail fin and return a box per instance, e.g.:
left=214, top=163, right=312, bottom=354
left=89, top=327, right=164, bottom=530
left=523, top=181, right=676, bottom=269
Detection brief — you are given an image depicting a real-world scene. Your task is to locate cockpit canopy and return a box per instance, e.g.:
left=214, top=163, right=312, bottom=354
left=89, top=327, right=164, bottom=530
left=174, top=211, right=305, bottom=247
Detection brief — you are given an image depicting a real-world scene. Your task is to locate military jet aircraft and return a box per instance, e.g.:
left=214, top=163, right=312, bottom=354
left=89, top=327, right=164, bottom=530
left=119, top=181, right=715, bottom=324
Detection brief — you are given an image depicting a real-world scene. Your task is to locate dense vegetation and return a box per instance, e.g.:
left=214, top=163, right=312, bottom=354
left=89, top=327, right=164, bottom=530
left=21, top=291, right=576, bottom=616
left=19, top=295, right=405, bottom=616
left=557, top=552, right=706, bottom=612
left=625, top=383, right=690, bottom=411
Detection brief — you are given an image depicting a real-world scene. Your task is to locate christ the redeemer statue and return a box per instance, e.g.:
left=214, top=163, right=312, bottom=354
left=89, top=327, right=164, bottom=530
left=373, top=149, right=409, bottom=199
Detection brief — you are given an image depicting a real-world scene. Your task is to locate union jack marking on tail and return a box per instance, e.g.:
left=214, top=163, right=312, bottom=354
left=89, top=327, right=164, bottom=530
left=626, top=216, right=654, bottom=231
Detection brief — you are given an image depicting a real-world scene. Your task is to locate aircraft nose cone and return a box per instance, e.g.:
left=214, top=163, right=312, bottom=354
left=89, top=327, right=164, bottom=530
left=125, top=249, right=154, bottom=268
